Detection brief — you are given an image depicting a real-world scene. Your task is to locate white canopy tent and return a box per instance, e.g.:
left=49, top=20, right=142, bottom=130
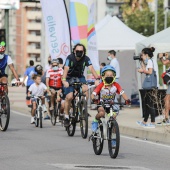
left=96, top=16, right=146, bottom=50
left=136, top=27, right=170, bottom=89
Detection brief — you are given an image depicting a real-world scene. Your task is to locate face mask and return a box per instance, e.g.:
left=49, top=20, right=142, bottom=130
left=48, top=60, right=51, bottom=64
left=0, top=54, right=4, bottom=59
left=104, top=77, right=114, bottom=85
left=107, top=56, right=112, bottom=61
left=75, top=51, right=83, bottom=58
left=52, top=66, right=59, bottom=71
left=144, top=58, right=148, bottom=65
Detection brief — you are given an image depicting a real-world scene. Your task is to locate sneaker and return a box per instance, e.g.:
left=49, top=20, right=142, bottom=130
left=144, top=123, right=155, bottom=128
left=44, top=115, right=50, bottom=120
left=30, top=117, right=35, bottom=124
left=64, top=118, right=70, bottom=127
left=91, top=121, right=98, bottom=132
left=136, top=121, right=147, bottom=127
left=111, top=139, right=116, bottom=148
left=43, top=105, right=47, bottom=113
left=157, top=118, right=170, bottom=126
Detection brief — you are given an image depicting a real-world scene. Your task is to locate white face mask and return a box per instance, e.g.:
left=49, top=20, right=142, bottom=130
left=52, top=66, right=59, bottom=71
left=107, top=56, right=112, bottom=61
left=0, top=54, right=4, bottom=59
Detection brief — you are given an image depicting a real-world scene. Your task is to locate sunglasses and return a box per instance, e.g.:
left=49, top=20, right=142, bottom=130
left=75, top=50, right=83, bottom=53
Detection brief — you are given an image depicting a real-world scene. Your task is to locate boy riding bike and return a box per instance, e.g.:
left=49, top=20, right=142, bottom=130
left=28, top=74, right=50, bottom=124
left=91, top=65, right=131, bottom=135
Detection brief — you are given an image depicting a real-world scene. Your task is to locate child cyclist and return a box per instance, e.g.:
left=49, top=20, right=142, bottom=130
left=91, top=65, right=131, bottom=133
left=28, top=74, right=51, bottom=124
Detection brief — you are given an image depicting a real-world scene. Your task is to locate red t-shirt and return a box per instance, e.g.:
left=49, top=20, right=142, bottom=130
left=93, top=82, right=124, bottom=101
left=46, top=68, right=63, bottom=88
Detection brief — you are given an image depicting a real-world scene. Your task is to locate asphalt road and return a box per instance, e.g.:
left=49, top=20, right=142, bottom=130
left=1, top=110, right=170, bottom=170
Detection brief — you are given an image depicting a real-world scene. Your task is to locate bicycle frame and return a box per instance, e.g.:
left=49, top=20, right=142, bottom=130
left=32, top=96, right=43, bottom=118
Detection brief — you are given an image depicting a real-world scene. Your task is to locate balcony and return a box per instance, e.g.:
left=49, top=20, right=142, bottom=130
left=106, top=0, right=124, bottom=4
left=27, top=46, right=41, bottom=54
left=27, top=11, right=42, bottom=20
left=27, top=35, right=41, bottom=42
left=27, top=23, right=41, bottom=30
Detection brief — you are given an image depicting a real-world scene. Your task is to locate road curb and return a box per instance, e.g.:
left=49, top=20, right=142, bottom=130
left=119, top=125, right=170, bottom=145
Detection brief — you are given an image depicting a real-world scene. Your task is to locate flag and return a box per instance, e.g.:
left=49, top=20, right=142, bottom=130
left=41, top=0, right=71, bottom=63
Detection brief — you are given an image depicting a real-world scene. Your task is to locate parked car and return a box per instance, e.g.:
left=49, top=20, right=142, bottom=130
left=11, top=76, right=28, bottom=86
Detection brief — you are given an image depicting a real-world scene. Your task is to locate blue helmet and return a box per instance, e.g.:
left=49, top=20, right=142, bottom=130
left=101, top=65, right=116, bottom=76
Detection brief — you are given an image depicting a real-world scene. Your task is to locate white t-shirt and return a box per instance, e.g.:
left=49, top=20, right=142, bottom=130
left=7, top=56, right=13, bottom=65
left=146, top=59, right=153, bottom=71
left=28, top=82, right=47, bottom=96
left=110, top=58, right=120, bottom=78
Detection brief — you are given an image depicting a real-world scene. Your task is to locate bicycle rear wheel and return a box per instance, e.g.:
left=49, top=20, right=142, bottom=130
left=108, top=120, right=120, bottom=159
left=50, top=103, right=57, bottom=126
left=93, top=124, right=104, bottom=155
left=39, top=107, right=43, bottom=128
left=79, top=99, right=88, bottom=139
left=35, top=110, right=39, bottom=127
left=67, top=102, right=76, bottom=136
left=0, top=94, right=10, bottom=131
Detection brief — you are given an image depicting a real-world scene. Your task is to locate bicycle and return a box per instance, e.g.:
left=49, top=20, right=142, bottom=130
left=31, top=96, right=44, bottom=128
left=89, top=100, right=126, bottom=159
left=66, top=80, right=94, bottom=139
left=0, top=83, right=10, bottom=131
left=48, top=89, right=64, bottom=126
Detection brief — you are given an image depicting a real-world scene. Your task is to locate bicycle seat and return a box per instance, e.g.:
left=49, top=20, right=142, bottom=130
left=69, top=77, right=80, bottom=85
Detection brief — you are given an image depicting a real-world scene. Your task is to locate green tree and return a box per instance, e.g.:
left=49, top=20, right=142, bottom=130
left=122, top=0, right=170, bottom=36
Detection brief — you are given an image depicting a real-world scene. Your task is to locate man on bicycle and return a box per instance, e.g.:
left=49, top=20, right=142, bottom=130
left=62, top=43, right=100, bottom=127
left=0, top=41, right=20, bottom=91
left=46, top=59, right=64, bottom=113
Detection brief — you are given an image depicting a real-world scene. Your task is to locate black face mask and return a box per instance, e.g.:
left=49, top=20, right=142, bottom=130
left=48, top=60, right=51, bottom=64
left=105, top=77, right=114, bottom=84
left=75, top=51, right=83, bottom=58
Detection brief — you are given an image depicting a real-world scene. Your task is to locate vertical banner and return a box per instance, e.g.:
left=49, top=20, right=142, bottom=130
left=87, top=0, right=100, bottom=81
left=41, top=0, right=71, bottom=63
left=70, top=0, right=100, bottom=81
left=70, top=0, right=88, bottom=47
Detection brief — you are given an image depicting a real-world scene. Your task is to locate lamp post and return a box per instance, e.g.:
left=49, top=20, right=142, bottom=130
left=154, top=0, right=158, bottom=34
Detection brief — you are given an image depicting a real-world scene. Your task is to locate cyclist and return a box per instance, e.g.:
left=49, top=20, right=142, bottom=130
left=0, top=41, right=20, bottom=91
left=28, top=74, right=50, bottom=124
left=62, top=43, right=100, bottom=127
left=46, top=59, right=65, bottom=114
left=91, top=65, right=130, bottom=145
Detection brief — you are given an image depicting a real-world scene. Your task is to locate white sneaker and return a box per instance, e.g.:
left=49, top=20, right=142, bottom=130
left=30, top=117, right=35, bottom=124
left=43, top=104, right=47, bottom=113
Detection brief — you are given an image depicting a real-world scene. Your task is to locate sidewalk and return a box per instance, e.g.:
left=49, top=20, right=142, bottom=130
left=8, top=87, right=170, bottom=145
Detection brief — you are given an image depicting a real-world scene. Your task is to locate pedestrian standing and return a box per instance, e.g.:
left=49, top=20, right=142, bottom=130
left=107, top=50, right=120, bottom=83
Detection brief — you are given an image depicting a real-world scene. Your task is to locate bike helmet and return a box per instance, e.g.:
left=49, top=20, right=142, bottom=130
left=0, top=41, right=6, bottom=53
left=101, top=65, right=116, bottom=76
left=35, top=64, right=43, bottom=75
left=51, top=59, right=60, bottom=65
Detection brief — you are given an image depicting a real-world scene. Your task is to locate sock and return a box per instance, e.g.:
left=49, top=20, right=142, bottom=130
left=93, top=118, right=98, bottom=122
left=65, top=115, right=69, bottom=119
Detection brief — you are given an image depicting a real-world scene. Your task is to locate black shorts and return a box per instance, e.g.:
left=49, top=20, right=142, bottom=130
left=0, top=74, right=8, bottom=78
left=49, top=86, right=66, bottom=100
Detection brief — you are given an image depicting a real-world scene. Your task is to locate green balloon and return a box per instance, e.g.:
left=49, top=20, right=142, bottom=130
left=1, top=41, right=5, bottom=46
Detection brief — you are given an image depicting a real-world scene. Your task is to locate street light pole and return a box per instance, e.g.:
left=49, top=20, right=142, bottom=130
left=4, top=9, right=9, bottom=54
left=154, top=0, right=158, bottom=34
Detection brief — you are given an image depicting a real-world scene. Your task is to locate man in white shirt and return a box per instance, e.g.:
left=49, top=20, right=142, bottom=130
left=107, top=50, right=120, bottom=82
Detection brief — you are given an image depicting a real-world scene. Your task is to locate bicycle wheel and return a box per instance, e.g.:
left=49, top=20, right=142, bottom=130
left=67, top=101, right=76, bottom=136
left=108, top=119, right=120, bottom=159
left=50, top=102, right=57, bottom=126
left=35, top=110, right=39, bottom=127
left=79, top=99, right=88, bottom=139
left=0, top=94, right=10, bottom=131
left=39, top=107, right=43, bottom=128
left=93, top=125, right=104, bottom=155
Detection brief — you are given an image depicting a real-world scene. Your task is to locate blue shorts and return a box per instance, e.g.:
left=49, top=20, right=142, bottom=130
left=64, top=76, right=86, bottom=95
